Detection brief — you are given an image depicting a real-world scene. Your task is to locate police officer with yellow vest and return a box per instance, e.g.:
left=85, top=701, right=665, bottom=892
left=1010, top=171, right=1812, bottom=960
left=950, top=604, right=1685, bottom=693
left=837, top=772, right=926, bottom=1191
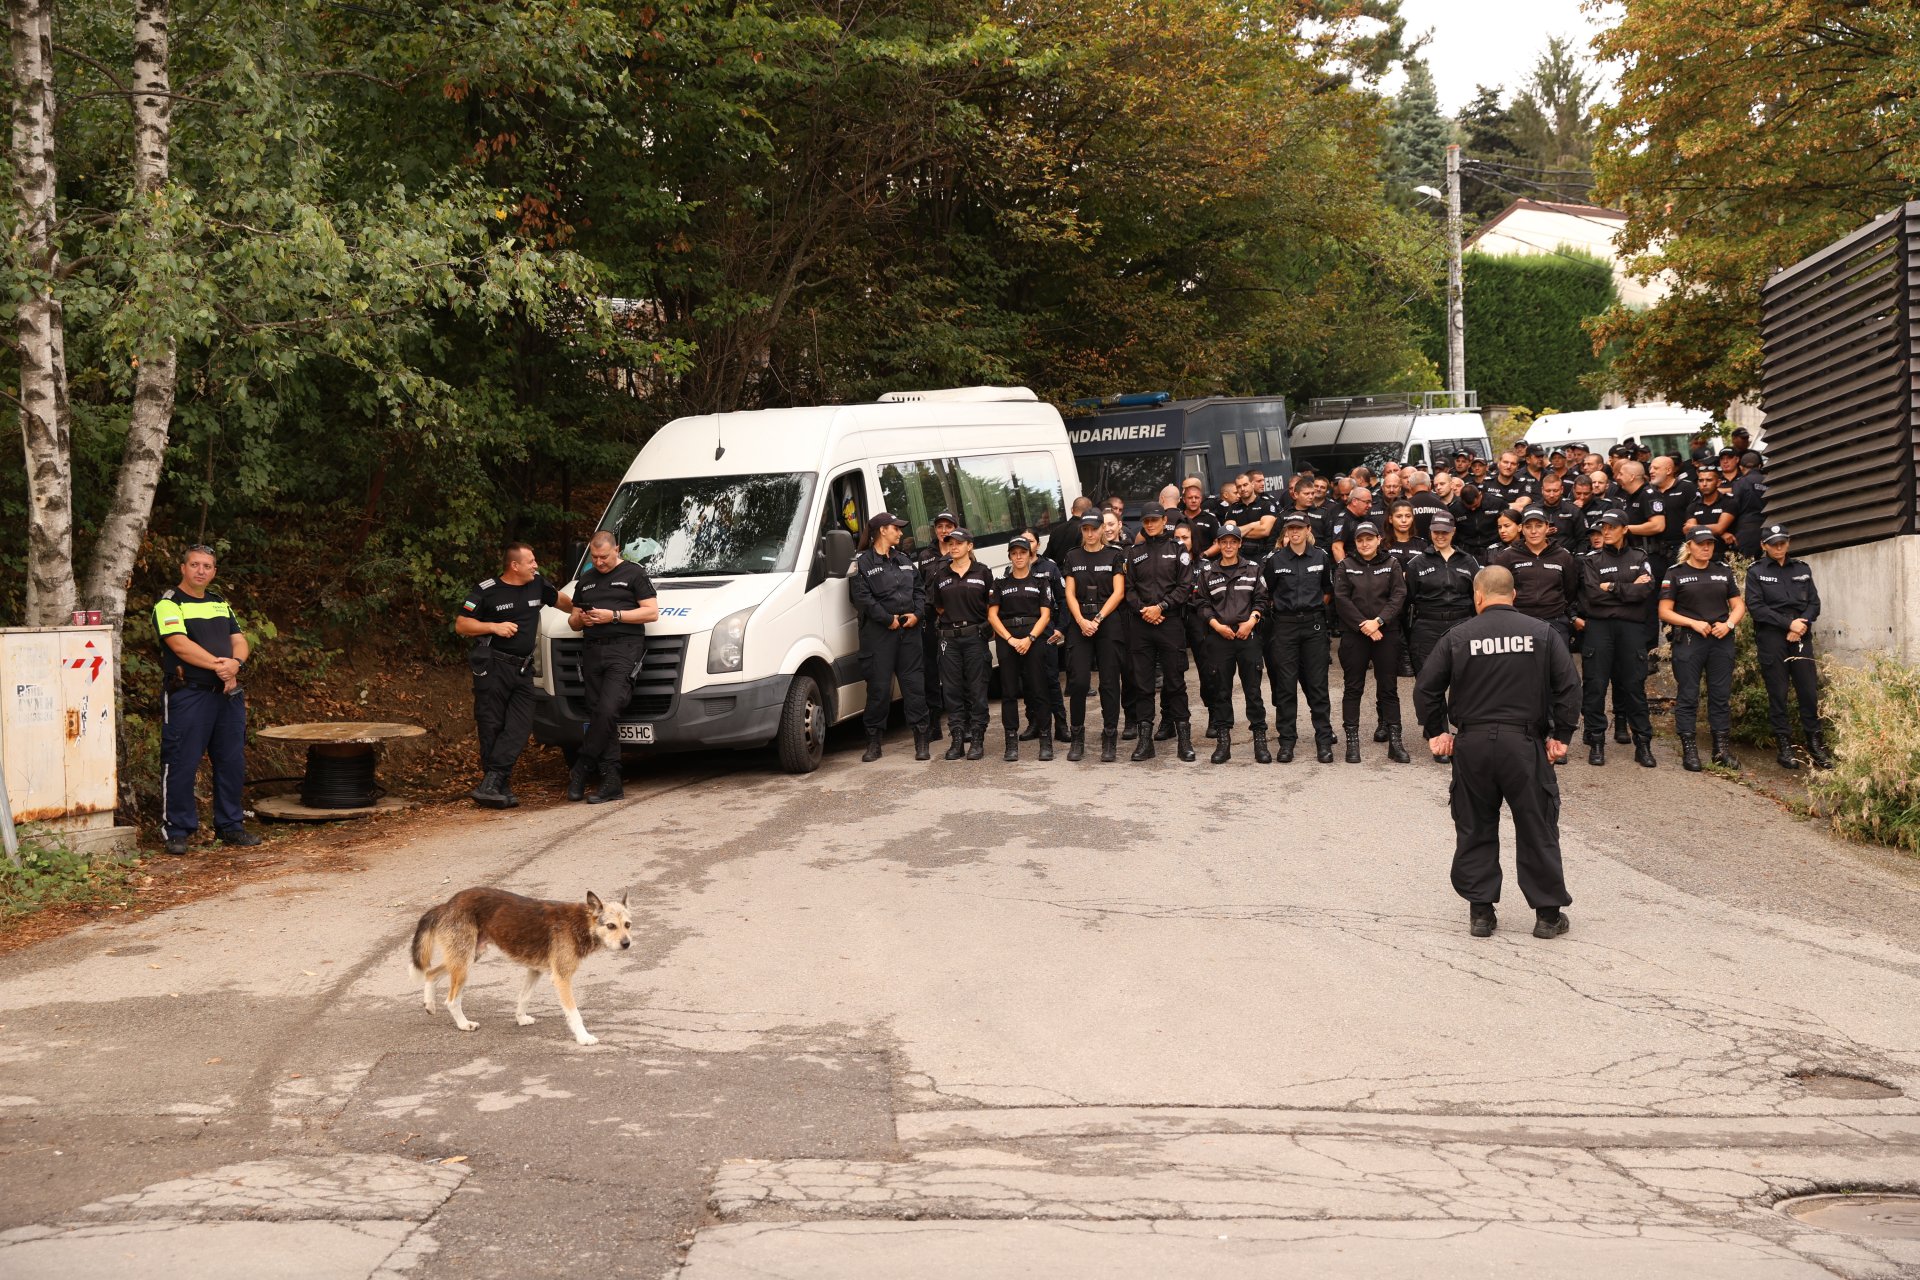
left=153, top=544, right=261, bottom=856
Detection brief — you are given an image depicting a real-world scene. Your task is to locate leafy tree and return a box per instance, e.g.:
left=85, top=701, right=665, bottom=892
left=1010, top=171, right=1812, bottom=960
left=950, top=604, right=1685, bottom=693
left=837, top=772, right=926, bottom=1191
left=1590, top=0, right=1914, bottom=409
left=1505, top=35, right=1597, bottom=203
left=1455, top=84, right=1521, bottom=223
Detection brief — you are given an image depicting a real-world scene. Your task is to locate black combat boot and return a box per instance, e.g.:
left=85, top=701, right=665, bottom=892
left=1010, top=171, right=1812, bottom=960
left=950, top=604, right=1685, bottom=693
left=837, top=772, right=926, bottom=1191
left=496, top=770, right=520, bottom=809
left=1131, top=718, right=1156, bottom=761
left=1176, top=722, right=1196, bottom=762
left=1711, top=732, right=1739, bottom=769
left=966, top=730, right=985, bottom=761
left=470, top=771, right=510, bottom=810
left=1154, top=720, right=1177, bottom=741
left=1679, top=733, right=1702, bottom=772
left=913, top=725, right=932, bottom=761
left=1633, top=737, right=1657, bottom=768
left=1807, top=730, right=1833, bottom=770
left=944, top=724, right=966, bottom=760
left=1205, top=716, right=1221, bottom=739
left=929, top=720, right=942, bottom=741
left=1003, top=729, right=1019, bottom=762
left=566, top=759, right=592, bottom=802
left=1055, top=719, right=1072, bottom=744
left=862, top=730, right=884, bottom=763
left=1100, top=730, right=1119, bottom=763
left=1121, top=717, right=1138, bottom=742
left=1373, top=724, right=1390, bottom=743
left=1587, top=739, right=1605, bottom=767
left=1019, top=721, right=1041, bottom=741
left=1469, top=902, right=1497, bottom=938
left=1614, top=721, right=1632, bottom=745
left=586, top=762, right=624, bottom=804
left=1533, top=908, right=1570, bottom=939
left=1276, top=739, right=1295, bottom=764
left=1037, top=723, right=1054, bottom=761
left=1252, top=730, right=1272, bottom=765
left=1316, top=737, right=1335, bottom=764
left=1775, top=735, right=1799, bottom=771
left=1068, top=726, right=1086, bottom=762
left=1211, top=729, right=1231, bottom=764
left=1344, top=726, right=1362, bottom=764
left=1386, top=727, right=1410, bottom=764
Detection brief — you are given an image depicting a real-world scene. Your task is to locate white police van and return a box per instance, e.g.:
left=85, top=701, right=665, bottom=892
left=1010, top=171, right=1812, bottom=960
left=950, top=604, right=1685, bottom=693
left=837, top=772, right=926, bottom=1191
left=1520, top=407, right=1724, bottom=462
left=530, top=387, right=1080, bottom=773
left=1287, top=391, right=1492, bottom=476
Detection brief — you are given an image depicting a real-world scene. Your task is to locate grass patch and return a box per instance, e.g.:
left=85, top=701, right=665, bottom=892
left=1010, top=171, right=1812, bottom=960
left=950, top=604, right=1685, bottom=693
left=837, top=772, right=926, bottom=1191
left=0, top=827, right=139, bottom=920
left=1806, top=655, right=1920, bottom=855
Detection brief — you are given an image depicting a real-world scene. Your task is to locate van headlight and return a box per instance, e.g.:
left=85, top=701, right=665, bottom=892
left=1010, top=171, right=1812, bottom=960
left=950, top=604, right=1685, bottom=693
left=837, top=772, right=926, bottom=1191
left=708, top=606, right=755, bottom=674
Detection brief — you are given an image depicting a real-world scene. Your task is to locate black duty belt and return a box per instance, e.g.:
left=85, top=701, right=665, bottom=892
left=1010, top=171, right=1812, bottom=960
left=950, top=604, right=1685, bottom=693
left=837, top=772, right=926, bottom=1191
left=1417, top=609, right=1472, bottom=621
left=998, top=616, right=1041, bottom=630
left=939, top=622, right=986, bottom=638
left=1270, top=608, right=1322, bottom=618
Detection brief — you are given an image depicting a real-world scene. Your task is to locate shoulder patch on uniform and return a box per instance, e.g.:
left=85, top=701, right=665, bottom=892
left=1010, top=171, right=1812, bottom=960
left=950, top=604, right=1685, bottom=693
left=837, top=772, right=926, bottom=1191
left=479, top=578, right=496, bottom=589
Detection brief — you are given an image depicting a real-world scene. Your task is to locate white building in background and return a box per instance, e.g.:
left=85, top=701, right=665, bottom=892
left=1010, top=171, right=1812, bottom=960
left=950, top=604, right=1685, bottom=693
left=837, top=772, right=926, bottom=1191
left=1466, top=199, right=1763, bottom=432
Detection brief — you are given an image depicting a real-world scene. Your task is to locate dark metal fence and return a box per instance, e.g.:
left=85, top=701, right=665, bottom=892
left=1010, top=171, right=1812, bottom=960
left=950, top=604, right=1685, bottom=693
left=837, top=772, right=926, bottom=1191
left=1759, top=201, right=1919, bottom=555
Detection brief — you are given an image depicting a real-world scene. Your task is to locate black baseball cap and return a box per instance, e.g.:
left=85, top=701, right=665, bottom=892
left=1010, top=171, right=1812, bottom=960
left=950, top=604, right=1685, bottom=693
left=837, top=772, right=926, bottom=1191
left=1216, top=523, right=1244, bottom=541
left=871, top=512, right=907, bottom=529
left=1761, top=523, right=1790, bottom=544
left=1521, top=507, right=1549, bottom=524
left=1718, top=448, right=1740, bottom=460
left=1008, top=535, right=1034, bottom=552
left=933, top=511, right=958, bottom=526
left=1524, top=443, right=1545, bottom=456
left=941, top=527, right=972, bottom=544
left=1353, top=521, right=1380, bottom=538
left=1741, top=451, right=1764, bottom=467
left=1282, top=511, right=1309, bottom=528
left=1598, top=509, right=1628, bottom=527
left=1077, top=513, right=1101, bottom=527
left=1140, top=505, right=1169, bottom=521
left=1687, top=527, right=1716, bottom=544
left=1428, top=512, right=1455, bottom=533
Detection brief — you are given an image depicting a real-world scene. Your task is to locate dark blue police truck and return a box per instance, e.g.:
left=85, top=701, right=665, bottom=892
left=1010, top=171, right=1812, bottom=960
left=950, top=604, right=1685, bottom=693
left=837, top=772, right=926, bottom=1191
left=1066, top=393, right=1292, bottom=516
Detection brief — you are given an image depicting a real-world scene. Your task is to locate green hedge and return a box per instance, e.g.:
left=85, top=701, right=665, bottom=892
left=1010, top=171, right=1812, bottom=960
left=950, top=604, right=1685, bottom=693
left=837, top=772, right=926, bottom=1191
left=1420, top=249, right=1617, bottom=411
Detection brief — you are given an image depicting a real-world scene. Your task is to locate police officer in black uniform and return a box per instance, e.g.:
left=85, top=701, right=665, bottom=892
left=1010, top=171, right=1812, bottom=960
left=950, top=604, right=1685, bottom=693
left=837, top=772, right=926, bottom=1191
left=568, top=530, right=659, bottom=804
left=1022, top=525, right=1073, bottom=744
left=1333, top=521, right=1411, bottom=764
left=1404, top=513, right=1479, bottom=762
left=153, top=544, right=262, bottom=855
left=1413, top=565, right=1581, bottom=940
left=1683, top=469, right=1736, bottom=563
left=456, top=542, right=573, bottom=808
left=1659, top=527, right=1745, bottom=772
left=1577, top=510, right=1657, bottom=767
left=1124, top=505, right=1195, bottom=762
left=1533, top=473, right=1581, bottom=553
left=849, top=512, right=931, bottom=763
left=1061, top=512, right=1128, bottom=762
left=1492, top=509, right=1579, bottom=646
left=1745, top=523, right=1832, bottom=771
left=988, top=535, right=1056, bottom=762
left=1261, top=512, right=1334, bottom=763
left=915, top=511, right=958, bottom=739
left=1732, top=452, right=1769, bottom=557
left=928, top=528, right=995, bottom=761
left=1193, top=523, right=1268, bottom=763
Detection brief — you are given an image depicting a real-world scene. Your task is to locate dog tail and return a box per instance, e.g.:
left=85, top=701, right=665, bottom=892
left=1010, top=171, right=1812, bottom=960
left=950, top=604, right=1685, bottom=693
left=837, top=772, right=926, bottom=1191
left=409, top=906, right=441, bottom=979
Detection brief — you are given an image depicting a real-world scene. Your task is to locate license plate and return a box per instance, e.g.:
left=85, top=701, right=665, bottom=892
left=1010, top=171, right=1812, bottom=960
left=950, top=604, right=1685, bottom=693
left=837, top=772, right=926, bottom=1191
left=616, top=723, right=655, bottom=744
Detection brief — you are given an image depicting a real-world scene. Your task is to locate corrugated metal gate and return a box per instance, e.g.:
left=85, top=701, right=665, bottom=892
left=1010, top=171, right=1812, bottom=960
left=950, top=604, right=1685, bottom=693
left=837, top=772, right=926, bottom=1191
left=1759, top=201, right=1920, bottom=556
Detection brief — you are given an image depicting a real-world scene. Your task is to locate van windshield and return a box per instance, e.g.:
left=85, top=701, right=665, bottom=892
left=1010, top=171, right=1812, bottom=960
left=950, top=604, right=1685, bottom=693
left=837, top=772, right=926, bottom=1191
left=597, top=473, right=818, bottom=578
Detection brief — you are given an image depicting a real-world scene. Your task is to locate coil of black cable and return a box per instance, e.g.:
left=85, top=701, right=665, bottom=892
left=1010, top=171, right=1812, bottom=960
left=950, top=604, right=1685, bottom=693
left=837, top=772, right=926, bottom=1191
left=299, top=745, right=384, bottom=809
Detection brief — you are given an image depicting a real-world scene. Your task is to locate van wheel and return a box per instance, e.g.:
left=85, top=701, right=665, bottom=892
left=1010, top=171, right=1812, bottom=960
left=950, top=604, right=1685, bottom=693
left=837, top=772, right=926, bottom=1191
left=775, top=674, right=826, bottom=774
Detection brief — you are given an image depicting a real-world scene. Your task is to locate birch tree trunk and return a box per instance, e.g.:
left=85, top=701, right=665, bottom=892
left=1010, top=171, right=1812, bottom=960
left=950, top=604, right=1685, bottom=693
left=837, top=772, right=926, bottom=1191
left=10, top=0, right=75, bottom=625
left=84, top=0, right=175, bottom=626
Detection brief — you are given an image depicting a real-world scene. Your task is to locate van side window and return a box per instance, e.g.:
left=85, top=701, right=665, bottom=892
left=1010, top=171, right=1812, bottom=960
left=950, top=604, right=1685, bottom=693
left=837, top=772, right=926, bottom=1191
left=823, top=470, right=867, bottom=538
left=1406, top=442, right=1424, bottom=467
left=880, top=452, right=1065, bottom=550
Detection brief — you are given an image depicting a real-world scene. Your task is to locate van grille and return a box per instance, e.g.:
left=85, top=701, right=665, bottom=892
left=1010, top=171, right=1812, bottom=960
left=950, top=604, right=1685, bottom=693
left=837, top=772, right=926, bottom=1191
left=551, top=635, right=685, bottom=720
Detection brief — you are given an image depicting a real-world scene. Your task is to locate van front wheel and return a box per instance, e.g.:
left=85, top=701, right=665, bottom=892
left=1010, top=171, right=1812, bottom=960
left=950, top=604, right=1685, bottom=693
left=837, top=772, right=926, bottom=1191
left=775, top=674, right=826, bottom=774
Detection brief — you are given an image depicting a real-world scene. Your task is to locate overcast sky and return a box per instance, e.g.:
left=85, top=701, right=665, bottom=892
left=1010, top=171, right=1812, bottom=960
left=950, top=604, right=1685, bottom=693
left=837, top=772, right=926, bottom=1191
left=1386, top=0, right=1619, bottom=116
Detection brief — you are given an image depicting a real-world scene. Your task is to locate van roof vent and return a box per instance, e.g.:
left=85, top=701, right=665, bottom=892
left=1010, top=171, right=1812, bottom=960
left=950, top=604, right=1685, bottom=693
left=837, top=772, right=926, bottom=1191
left=877, top=386, right=1038, bottom=404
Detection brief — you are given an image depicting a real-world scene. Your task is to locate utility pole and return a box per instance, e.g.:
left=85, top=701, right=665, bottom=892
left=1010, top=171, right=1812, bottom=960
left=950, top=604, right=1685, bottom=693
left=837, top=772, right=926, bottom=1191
left=1445, top=144, right=1466, bottom=401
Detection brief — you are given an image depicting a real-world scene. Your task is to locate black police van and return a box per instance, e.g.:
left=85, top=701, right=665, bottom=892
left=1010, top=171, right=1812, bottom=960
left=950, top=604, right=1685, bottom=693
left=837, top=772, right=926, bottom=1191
left=1066, top=393, right=1292, bottom=516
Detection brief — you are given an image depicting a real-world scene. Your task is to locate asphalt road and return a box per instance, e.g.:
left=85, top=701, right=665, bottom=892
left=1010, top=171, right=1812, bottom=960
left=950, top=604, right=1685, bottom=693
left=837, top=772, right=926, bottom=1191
left=4, top=676, right=1920, bottom=1279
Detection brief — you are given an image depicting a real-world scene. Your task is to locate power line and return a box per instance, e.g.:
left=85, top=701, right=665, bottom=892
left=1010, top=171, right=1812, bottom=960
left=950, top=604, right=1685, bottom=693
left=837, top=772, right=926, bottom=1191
left=1462, top=156, right=1595, bottom=179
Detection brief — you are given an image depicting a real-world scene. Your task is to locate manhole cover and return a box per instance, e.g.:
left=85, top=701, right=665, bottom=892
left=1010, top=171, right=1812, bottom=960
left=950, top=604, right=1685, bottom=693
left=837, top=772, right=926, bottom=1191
left=1780, top=1193, right=1920, bottom=1240
left=1790, top=1071, right=1902, bottom=1100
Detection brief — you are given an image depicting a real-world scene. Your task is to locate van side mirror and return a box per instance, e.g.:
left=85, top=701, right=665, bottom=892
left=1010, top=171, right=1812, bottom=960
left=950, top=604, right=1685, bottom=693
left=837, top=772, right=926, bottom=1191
left=567, top=540, right=588, bottom=581
left=822, top=528, right=855, bottom=579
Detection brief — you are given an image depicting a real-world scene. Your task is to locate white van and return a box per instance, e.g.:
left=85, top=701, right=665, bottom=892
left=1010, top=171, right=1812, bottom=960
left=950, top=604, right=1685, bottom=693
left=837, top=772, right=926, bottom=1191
left=1287, top=391, right=1492, bottom=477
left=529, top=387, right=1080, bottom=773
left=1520, top=407, right=1722, bottom=462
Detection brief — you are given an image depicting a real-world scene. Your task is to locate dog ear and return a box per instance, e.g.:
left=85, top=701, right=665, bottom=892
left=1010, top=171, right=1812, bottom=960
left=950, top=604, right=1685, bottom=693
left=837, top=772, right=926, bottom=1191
left=621, top=891, right=629, bottom=907
left=586, top=890, right=603, bottom=912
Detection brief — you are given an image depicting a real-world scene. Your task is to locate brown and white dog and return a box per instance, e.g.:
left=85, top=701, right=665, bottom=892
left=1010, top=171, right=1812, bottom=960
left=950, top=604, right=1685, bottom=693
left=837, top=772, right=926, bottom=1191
left=410, top=888, right=632, bottom=1045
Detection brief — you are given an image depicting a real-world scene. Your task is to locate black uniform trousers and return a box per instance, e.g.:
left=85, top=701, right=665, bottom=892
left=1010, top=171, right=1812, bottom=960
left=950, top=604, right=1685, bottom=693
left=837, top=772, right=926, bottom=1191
left=1032, top=637, right=1068, bottom=731
left=995, top=629, right=1049, bottom=736
left=1112, top=612, right=1141, bottom=722
left=1449, top=724, right=1570, bottom=910
left=160, top=684, right=247, bottom=838
left=473, top=659, right=537, bottom=774
left=1200, top=632, right=1266, bottom=731
left=1408, top=612, right=1470, bottom=683
left=581, top=635, right=647, bottom=769
left=1756, top=627, right=1822, bottom=737
left=921, top=625, right=943, bottom=721
left=1338, top=627, right=1402, bottom=730
left=858, top=620, right=928, bottom=733
left=1264, top=613, right=1332, bottom=745
left=1644, top=553, right=1675, bottom=651
left=1579, top=618, right=1651, bottom=744
left=1188, top=613, right=1221, bottom=718
left=937, top=627, right=991, bottom=737
left=1128, top=613, right=1190, bottom=724
left=1670, top=630, right=1735, bottom=738
left=1065, top=625, right=1124, bottom=731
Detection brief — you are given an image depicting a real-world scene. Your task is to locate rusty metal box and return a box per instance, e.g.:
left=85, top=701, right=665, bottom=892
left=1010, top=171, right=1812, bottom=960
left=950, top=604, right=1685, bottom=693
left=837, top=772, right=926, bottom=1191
left=0, top=625, right=118, bottom=831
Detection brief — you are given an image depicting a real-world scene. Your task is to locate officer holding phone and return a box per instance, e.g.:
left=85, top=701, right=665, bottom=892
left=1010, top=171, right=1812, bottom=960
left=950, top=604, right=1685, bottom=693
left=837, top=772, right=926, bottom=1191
left=568, top=530, right=660, bottom=804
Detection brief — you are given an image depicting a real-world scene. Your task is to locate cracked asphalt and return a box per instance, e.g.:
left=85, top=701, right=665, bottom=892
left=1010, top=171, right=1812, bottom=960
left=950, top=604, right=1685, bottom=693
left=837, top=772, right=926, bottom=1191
left=4, top=679, right=1920, bottom=1278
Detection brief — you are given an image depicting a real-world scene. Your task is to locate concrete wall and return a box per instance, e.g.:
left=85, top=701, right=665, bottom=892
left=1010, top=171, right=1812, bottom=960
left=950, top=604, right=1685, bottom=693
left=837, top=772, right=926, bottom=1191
left=1802, top=535, right=1920, bottom=666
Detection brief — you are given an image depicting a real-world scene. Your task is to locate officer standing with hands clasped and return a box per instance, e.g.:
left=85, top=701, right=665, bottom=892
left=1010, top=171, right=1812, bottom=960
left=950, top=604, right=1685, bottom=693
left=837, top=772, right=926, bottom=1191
left=1413, top=565, right=1582, bottom=940
left=1061, top=512, right=1128, bottom=762
left=568, top=531, right=660, bottom=804
left=1333, top=521, right=1411, bottom=764
left=928, top=528, right=995, bottom=761
left=1659, top=526, right=1745, bottom=772
left=154, top=544, right=262, bottom=855
left=1578, top=510, right=1658, bottom=768
left=1124, top=505, right=1195, bottom=762
left=988, top=535, right=1055, bottom=762
left=916, top=511, right=959, bottom=740
left=1193, top=523, right=1269, bottom=764
left=456, top=542, right=573, bottom=809
left=849, top=512, right=930, bottom=763
left=1745, top=523, right=1833, bottom=771
left=1261, top=511, right=1336, bottom=763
